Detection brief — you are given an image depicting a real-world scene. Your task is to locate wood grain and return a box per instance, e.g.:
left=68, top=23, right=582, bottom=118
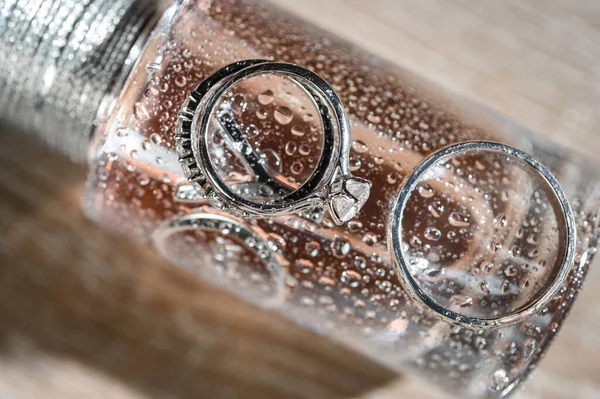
left=0, top=130, right=397, bottom=399
left=1, top=1, right=599, bottom=398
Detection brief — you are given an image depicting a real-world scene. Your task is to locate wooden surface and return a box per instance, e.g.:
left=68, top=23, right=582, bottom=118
left=1, top=1, right=599, bottom=398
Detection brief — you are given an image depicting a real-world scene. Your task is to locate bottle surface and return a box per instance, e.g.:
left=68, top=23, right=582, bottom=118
left=83, top=1, right=600, bottom=397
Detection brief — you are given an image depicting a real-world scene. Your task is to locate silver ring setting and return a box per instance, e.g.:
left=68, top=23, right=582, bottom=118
left=175, top=60, right=371, bottom=225
left=388, top=141, right=576, bottom=329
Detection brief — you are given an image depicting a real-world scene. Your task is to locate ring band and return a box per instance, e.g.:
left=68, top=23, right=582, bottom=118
left=153, top=208, right=287, bottom=309
left=388, top=140, right=576, bottom=329
left=175, top=60, right=371, bottom=225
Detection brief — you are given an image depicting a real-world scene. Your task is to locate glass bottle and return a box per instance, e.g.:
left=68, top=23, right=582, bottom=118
left=1, top=1, right=599, bottom=398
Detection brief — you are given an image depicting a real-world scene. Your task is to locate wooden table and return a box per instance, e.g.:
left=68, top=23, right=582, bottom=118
left=1, top=1, right=599, bottom=398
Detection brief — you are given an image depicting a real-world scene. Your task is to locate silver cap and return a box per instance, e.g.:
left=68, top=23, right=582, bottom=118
left=0, top=0, right=156, bottom=162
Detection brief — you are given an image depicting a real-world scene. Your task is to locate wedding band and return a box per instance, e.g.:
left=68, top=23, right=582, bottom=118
left=388, top=141, right=576, bottom=329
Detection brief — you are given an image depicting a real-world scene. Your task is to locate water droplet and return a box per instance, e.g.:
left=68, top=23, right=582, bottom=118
left=526, top=234, right=538, bottom=245
left=341, top=270, right=361, bottom=287
left=494, top=213, right=508, bottom=228
left=480, top=280, right=490, bottom=295
left=144, top=87, right=159, bottom=98
left=409, top=235, right=422, bottom=248
left=245, top=124, right=259, bottom=137
left=367, top=113, right=381, bottom=124
left=290, top=162, right=304, bottom=175
left=501, top=280, right=511, bottom=294
left=476, top=337, right=487, bottom=349
left=448, top=212, right=470, bottom=227
left=285, top=141, right=297, bottom=155
left=133, top=103, right=150, bottom=121
left=504, top=265, right=518, bottom=277
left=175, top=75, right=187, bottom=87
left=256, top=108, right=268, bottom=119
left=298, top=144, right=311, bottom=156
left=145, top=58, right=162, bottom=73
left=137, top=174, right=150, bottom=186
left=294, top=259, right=314, bottom=274
left=291, top=125, right=305, bottom=137
left=286, top=276, right=298, bottom=288
left=318, top=276, right=335, bottom=286
left=510, top=246, right=521, bottom=257
left=480, top=261, right=494, bottom=273
left=153, top=189, right=164, bottom=199
left=230, top=93, right=247, bottom=114
left=267, top=233, right=286, bottom=252
left=428, top=200, right=444, bottom=218
left=424, top=227, right=442, bottom=241
left=305, top=240, right=321, bottom=257
left=258, top=89, right=275, bottom=105
left=353, top=255, right=367, bottom=269
left=303, top=113, right=314, bottom=122
left=378, top=280, right=392, bottom=293
left=422, top=268, right=445, bottom=283
left=522, top=322, right=541, bottom=337
left=450, top=294, right=473, bottom=307
left=362, top=233, right=377, bottom=246
left=349, top=159, right=361, bottom=171
left=150, top=133, right=163, bottom=145
left=331, top=236, right=351, bottom=258
left=417, top=183, right=434, bottom=198
left=274, top=106, right=293, bottom=125
left=351, top=140, right=369, bottom=153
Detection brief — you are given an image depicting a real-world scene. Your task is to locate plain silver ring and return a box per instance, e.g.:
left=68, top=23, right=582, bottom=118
left=388, top=140, right=577, bottom=329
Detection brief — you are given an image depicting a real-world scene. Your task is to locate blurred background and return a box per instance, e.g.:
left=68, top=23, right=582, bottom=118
left=0, top=0, right=599, bottom=398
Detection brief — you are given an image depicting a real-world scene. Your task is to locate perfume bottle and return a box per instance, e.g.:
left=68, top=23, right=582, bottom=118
left=1, top=1, right=599, bottom=398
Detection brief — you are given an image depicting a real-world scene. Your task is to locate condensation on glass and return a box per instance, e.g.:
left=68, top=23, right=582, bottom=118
left=83, top=1, right=600, bottom=397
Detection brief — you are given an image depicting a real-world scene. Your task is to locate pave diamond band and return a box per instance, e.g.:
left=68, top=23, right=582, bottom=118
left=175, top=60, right=372, bottom=225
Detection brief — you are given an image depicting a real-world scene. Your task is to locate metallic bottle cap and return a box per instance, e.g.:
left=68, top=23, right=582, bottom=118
left=0, top=0, right=156, bottom=162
